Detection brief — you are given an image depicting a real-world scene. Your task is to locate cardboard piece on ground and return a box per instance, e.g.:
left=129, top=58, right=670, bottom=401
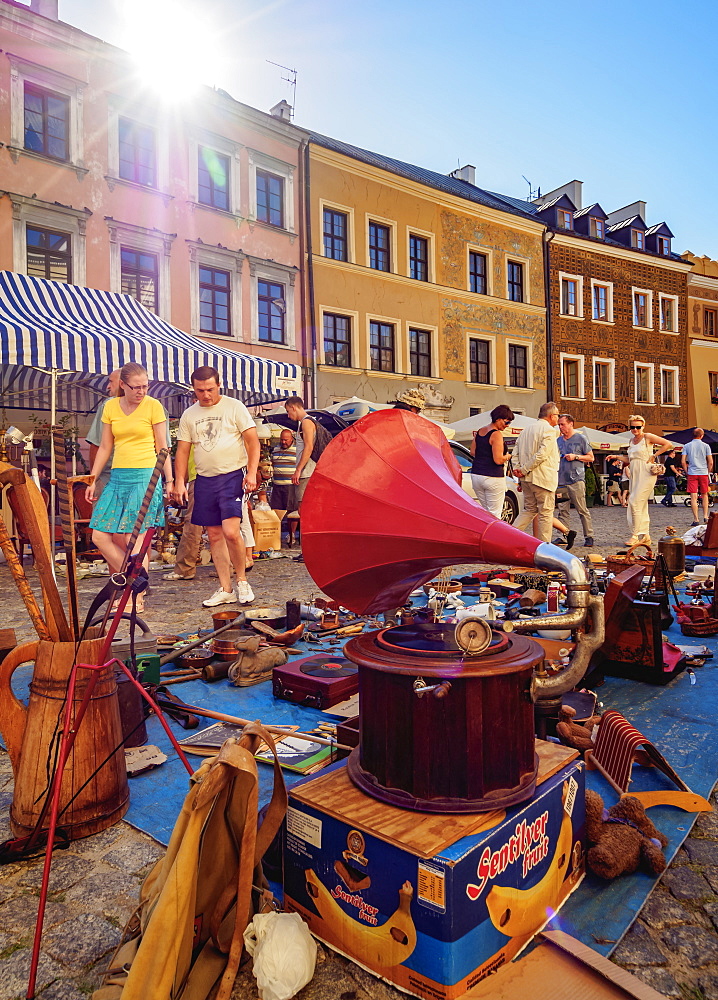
left=464, top=929, right=667, bottom=999
left=291, top=739, right=578, bottom=858
left=322, top=692, right=359, bottom=717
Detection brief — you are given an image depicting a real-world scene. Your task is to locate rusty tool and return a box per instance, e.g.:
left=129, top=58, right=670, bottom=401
left=0, top=467, right=72, bottom=640
left=159, top=615, right=245, bottom=666
left=159, top=699, right=351, bottom=751
left=0, top=517, right=52, bottom=641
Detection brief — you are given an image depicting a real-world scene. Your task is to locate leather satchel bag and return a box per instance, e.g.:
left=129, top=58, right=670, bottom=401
left=93, top=723, right=287, bottom=1000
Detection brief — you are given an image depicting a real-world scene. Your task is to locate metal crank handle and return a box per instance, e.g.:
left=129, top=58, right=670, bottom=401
left=413, top=677, right=452, bottom=699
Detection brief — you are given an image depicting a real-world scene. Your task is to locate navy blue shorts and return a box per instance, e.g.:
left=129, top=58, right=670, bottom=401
left=192, top=471, right=245, bottom=526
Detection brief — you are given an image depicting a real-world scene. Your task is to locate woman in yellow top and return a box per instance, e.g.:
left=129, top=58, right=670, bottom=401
left=86, top=362, right=172, bottom=606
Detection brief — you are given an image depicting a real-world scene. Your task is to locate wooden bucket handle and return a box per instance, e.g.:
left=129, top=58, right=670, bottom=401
left=0, top=640, right=38, bottom=770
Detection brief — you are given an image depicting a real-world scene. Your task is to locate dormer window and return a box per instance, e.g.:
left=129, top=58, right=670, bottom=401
left=557, top=209, right=573, bottom=230
left=631, top=229, right=645, bottom=250
left=589, top=217, right=604, bottom=239
left=657, top=236, right=671, bottom=256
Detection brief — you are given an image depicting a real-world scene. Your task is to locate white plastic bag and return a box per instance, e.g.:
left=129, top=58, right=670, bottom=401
left=244, top=911, right=317, bottom=1000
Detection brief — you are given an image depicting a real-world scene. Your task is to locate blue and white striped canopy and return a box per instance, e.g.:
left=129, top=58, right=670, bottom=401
left=0, top=271, right=301, bottom=414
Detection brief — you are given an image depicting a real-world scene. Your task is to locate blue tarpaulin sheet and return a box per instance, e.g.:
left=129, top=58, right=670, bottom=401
left=6, top=612, right=718, bottom=957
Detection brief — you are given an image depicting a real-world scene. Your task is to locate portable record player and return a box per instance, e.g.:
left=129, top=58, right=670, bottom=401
left=272, top=653, right=359, bottom=709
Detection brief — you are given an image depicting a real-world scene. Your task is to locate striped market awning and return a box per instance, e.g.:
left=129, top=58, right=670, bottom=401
left=0, top=271, right=301, bottom=414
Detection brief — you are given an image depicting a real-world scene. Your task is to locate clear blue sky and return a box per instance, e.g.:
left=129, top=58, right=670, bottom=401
left=61, top=0, right=718, bottom=258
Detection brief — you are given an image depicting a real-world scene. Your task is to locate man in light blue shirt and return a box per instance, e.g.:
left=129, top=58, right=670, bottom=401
left=554, top=414, right=595, bottom=547
left=682, top=428, right=714, bottom=525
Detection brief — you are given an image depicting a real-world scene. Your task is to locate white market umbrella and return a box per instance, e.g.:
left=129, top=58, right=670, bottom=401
left=574, top=426, right=629, bottom=452
left=324, top=396, right=455, bottom=438
left=448, top=411, right=538, bottom=442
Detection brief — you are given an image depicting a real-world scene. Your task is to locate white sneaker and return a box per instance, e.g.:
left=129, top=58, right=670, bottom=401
left=235, top=580, right=255, bottom=605
left=202, top=588, right=237, bottom=608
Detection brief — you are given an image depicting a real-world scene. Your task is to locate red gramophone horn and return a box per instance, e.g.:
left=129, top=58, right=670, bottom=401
left=301, top=410, right=541, bottom=614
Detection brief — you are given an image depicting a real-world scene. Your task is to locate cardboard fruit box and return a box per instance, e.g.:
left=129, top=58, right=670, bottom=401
left=284, top=752, right=585, bottom=1000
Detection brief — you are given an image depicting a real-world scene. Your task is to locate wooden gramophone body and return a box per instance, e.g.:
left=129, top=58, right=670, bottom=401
left=300, top=410, right=561, bottom=813
left=344, top=625, right=542, bottom=812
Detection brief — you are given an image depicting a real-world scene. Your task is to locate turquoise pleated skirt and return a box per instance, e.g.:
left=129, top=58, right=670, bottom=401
left=89, top=467, right=165, bottom=534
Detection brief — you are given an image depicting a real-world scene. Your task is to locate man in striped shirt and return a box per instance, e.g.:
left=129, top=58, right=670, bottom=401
left=271, top=429, right=297, bottom=545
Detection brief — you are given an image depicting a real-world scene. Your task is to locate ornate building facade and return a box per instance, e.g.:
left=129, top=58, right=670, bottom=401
left=492, top=183, right=691, bottom=433
left=307, top=138, right=547, bottom=421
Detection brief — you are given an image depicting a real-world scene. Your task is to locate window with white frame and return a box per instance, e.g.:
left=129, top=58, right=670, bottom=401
left=107, top=220, right=174, bottom=319
left=249, top=258, right=297, bottom=348
left=559, top=273, right=583, bottom=317
left=7, top=54, right=86, bottom=176
left=592, top=357, right=615, bottom=402
left=198, top=147, right=230, bottom=212
left=660, top=366, right=679, bottom=406
left=187, top=243, right=242, bottom=340
left=508, top=342, right=529, bottom=387
left=247, top=149, right=295, bottom=233
left=659, top=294, right=678, bottom=333
left=634, top=362, right=655, bottom=404
left=469, top=338, right=491, bottom=384
left=106, top=102, right=169, bottom=193
left=591, top=280, right=613, bottom=322
left=323, top=313, right=352, bottom=367
left=11, top=194, right=87, bottom=285
left=507, top=260, right=525, bottom=303
left=632, top=287, right=653, bottom=328
left=560, top=354, right=584, bottom=398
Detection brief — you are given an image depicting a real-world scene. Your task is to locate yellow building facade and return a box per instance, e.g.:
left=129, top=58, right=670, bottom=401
left=683, top=253, right=718, bottom=430
left=308, top=139, right=547, bottom=422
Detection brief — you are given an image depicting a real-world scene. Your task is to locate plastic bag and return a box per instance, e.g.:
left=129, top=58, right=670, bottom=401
left=244, top=911, right=317, bottom=1000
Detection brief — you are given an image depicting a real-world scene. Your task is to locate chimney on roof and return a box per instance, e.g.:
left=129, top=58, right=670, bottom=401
left=532, top=180, right=583, bottom=210
left=448, top=164, right=476, bottom=186
left=269, top=99, right=292, bottom=122
left=606, top=200, right=647, bottom=226
left=29, top=0, right=58, bottom=19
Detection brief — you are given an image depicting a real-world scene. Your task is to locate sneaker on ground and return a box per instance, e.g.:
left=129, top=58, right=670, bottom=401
left=202, top=588, right=237, bottom=608
left=235, top=581, right=255, bottom=605
left=584, top=537, right=594, bottom=547
left=691, top=521, right=701, bottom=527
left=163, top=571, right=195, bottom=581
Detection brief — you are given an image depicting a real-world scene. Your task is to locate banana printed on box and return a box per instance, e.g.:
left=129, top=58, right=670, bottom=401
left=284, top=759, right=586, bottom=1000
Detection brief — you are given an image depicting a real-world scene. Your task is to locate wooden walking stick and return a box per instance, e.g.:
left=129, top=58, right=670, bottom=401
left=0, top=518, right=51, bottom=641
left=51, top=427, right=92, bottom=641
left=0, top=467, right=71, bottom=641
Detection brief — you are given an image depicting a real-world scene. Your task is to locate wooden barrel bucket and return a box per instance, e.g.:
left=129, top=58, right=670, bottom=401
left=344, top=627, right=542, bottom=813
left=0, top=634, right=129, bottom=841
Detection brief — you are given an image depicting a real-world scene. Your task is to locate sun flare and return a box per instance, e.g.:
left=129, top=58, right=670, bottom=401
left=118, top=0, right=226, bottom=101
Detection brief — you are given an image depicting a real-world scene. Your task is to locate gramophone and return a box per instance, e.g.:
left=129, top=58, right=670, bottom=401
left=301, top=409, right=604, bottom=813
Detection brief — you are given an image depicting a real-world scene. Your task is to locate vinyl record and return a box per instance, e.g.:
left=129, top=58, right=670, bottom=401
left=299, top=656, right=357, bottom=678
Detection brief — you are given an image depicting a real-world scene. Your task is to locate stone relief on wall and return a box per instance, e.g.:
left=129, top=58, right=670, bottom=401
left=441, top=298, right=546, bottom=382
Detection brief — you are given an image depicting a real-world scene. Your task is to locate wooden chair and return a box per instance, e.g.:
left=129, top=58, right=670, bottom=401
left=5, top=485, right=63, bottom=563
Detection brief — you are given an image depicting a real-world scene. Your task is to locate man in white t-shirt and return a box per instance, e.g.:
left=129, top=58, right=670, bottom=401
left=172, top=366, right=260, bottom=607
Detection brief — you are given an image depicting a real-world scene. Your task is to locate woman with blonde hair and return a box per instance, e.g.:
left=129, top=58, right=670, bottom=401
left=617, top=415, right=672, bottom=546
left=86, top=362, right=172, bottom=611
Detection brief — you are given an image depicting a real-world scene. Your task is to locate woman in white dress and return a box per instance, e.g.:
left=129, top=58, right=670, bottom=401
left=620, top=415, right=673, bottom=546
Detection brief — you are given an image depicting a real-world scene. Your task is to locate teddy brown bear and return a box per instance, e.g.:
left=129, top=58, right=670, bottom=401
left=556, top=705, right=602, bottom=753
left=585, top=789, right=668, bottom=880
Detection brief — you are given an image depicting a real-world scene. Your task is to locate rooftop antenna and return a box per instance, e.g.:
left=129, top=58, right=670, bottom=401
left=522, top=175, right=539, bottom=202
left=266, top=60, right=297, bottom=117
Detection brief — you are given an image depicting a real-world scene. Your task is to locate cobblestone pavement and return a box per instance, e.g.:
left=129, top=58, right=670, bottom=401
left=0, top=500, right=714, bottom=999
